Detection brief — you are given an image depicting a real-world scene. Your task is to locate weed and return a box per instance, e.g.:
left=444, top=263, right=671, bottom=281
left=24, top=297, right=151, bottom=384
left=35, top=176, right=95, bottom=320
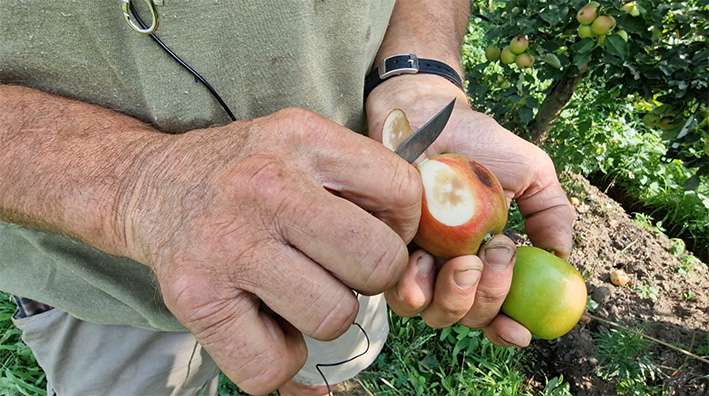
left=0, top=293, right=47, bottom=396
left=592, top=327, right=666, bottom=395
left=634, top=284, right=661, bottom=301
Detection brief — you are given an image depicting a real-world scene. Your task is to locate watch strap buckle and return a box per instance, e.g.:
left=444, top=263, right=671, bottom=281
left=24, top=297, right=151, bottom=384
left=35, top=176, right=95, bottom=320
left=378, top=54, right=420, bottom=79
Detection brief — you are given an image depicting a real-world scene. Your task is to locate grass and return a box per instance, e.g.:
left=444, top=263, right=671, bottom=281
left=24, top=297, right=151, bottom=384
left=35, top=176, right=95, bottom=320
left=0, top=294, right=46, bottom=396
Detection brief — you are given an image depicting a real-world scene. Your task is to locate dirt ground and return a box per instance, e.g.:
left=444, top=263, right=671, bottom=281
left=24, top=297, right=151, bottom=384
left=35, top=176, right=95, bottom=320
left=520, top=172, right=709, bottom=396
left=339, top=172, right=709, bottom=396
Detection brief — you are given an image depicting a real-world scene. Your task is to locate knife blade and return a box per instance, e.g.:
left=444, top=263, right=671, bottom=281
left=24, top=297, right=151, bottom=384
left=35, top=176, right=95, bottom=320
left=394, top=98, right=456, bottom=164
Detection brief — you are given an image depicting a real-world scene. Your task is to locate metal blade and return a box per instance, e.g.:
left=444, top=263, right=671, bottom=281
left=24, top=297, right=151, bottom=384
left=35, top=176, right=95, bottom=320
left=394, top=98, right=456, bottom=164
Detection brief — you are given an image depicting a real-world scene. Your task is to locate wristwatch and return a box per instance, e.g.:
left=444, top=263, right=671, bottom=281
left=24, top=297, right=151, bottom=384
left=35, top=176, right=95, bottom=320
left=363, top=54, right=464, bottom=101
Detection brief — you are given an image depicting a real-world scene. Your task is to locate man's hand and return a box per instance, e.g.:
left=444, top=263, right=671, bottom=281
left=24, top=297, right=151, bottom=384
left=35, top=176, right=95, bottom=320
left=366, top=75, right=576, bottom=348
left=120, top=108, right=422, bottom=393
left=1, top=86, right=422, bottom=395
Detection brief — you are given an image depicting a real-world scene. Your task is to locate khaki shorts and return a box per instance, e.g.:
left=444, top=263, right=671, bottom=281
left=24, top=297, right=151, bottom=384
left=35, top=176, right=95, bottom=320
left=12, top=294, right=388, bottom=396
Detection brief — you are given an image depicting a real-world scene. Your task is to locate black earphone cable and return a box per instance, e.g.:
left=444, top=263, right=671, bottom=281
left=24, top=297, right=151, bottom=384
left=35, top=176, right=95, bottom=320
left=128, top=1, right=237, bottom=121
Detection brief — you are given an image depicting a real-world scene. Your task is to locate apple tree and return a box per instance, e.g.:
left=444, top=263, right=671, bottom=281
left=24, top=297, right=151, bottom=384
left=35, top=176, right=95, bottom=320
left=465, top=0, right=708, bottom=184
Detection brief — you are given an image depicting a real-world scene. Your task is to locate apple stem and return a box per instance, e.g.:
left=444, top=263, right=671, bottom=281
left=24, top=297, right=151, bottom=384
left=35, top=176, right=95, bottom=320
left=588, top=314, right=709, bottom=365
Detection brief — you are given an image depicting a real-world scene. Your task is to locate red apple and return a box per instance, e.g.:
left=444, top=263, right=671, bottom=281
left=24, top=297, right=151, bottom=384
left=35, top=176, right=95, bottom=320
left=502, top=246, right=588, bottom=339
left=591, top=15, right=616, bottom=36
left=500, top=46, right=517, bottom=64
left=509, top=36, right=529, bottom=55
left=576, top=5, right=598, bottom=25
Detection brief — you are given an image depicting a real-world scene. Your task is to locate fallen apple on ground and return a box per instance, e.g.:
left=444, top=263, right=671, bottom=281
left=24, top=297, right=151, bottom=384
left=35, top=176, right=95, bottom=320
left=501, top=246, right=588, bottom=339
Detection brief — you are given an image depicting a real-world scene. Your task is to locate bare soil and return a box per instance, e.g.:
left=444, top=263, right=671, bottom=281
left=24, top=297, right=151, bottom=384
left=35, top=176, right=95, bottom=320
left=341, top=172, right=708, bottom=396
left=520, top=172, right=709, bottom=396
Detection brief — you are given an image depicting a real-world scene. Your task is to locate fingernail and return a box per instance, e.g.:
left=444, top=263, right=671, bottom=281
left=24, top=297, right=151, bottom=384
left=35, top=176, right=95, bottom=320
left=454, top=268, right=482, bottom=290
left=417, top=253, right=434, bottom=276
left=484, top=245, right=515, bottom=272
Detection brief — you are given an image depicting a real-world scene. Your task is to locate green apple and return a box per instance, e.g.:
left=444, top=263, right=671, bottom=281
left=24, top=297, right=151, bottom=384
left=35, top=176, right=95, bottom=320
left=414, top=154, right=508, bottom=259
left=621, top=2, right=641, bottom=16
left=485, top=45, right=501, bottom=62
left=616, top=30, right=629, bottom=42
left=509, top=36, right=529, bottom=54
left=591, top=15, right=616, bottom=36
left=500, top=46, right=517, bottom=64
left=502, top=247, right=588, bottom=340
left=577, top=24, right=594, bottom=39
left=576, top=5, right=598, bottom=25
left=515, top=53, right=535, bottom=68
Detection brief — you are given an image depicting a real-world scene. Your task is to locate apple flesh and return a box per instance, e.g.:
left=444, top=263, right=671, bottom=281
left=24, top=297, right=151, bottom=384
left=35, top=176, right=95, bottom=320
left=414, top=154, right=508, bottom=259
left=502, top=246, right=588, bottom=339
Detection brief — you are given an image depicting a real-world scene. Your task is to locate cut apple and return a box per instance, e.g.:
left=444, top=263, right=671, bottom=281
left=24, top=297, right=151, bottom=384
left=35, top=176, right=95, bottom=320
left=381, top=109, right=508, bottom=259
left=414, top=154, right=508, bottom=259
left=382, top=109, right=415, bottom=151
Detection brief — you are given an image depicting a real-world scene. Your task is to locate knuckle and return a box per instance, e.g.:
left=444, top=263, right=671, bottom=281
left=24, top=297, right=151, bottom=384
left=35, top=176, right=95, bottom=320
left=359, top=242, right=408, bottom=293
left=309, top=290, right=358, bottom=340
left=237, top=349, right=304, bottom=395
left=476, top=285, right=510, bottom=305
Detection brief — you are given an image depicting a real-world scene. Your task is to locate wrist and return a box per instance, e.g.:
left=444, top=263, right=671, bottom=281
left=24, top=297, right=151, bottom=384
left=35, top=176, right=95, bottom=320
left=364, top=54, right=464, bottom=102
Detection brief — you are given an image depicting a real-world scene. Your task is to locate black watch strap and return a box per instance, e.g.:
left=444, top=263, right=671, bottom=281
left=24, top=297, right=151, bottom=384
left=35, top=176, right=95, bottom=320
left=364, top=54, right=464, bottom=101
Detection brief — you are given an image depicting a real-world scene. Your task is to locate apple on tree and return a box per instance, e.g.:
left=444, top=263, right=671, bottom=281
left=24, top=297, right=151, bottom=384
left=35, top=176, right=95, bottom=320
left=591, top=15, right=616, bottom=36
left=485, top=45, right=501, bottom=62
left=577, top=24, right=595, bottom=39
left=576, top=5, right=598, bottom=25
left=509, top=36, right=529, bottom=55
left=500, top=46, right=517, bottom=64
left=515, top=53, right=535, bottom=68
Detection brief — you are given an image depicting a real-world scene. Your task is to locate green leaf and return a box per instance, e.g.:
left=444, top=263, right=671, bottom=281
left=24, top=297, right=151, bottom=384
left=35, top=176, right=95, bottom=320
left=573, top=51, right=592, bottom=66
left=605, top=35, right=628, bottom=59
left=571, top=38, right=596, bottom=54
left=684, top=174, right=701, bottom=191
left=519, top=106, right=533, bottom=124
left=540, top=53, right=562, bottom=69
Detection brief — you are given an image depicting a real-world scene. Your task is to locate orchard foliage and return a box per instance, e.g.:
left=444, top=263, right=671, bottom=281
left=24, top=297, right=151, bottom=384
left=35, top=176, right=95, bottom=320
left=467, top=0, right=708, bottom=181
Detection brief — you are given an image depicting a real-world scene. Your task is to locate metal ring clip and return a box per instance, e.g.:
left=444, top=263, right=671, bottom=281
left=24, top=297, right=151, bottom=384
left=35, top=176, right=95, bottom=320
left=122, top=0, right=159, bottom=34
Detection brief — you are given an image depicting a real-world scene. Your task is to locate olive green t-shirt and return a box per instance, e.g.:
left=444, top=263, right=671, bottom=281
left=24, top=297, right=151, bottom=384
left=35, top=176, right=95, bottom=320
left=0, top=1, right=394, bottom=331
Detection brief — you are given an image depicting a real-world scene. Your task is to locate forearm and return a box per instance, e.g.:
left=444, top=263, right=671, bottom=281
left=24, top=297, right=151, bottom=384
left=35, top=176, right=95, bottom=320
left=0, top=84, right=170, bottom=260
left=376, top=0, right=470, bottom=75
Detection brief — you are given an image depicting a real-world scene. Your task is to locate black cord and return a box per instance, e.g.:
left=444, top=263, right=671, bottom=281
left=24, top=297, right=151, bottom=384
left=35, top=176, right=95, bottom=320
left=128, top=1, right=237, bottom=121
left=315, top=322, right=371, bottom=396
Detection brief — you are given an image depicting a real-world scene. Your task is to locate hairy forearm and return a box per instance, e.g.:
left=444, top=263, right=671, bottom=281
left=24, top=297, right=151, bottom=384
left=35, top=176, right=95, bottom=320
left=0, top=84, right=170, bottom=259
left=376, top=0, right=470, bottom=74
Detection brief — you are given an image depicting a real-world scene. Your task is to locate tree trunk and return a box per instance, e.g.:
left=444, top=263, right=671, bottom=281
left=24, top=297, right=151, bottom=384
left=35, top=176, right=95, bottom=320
left=527, top=71, right=586, bottom=144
